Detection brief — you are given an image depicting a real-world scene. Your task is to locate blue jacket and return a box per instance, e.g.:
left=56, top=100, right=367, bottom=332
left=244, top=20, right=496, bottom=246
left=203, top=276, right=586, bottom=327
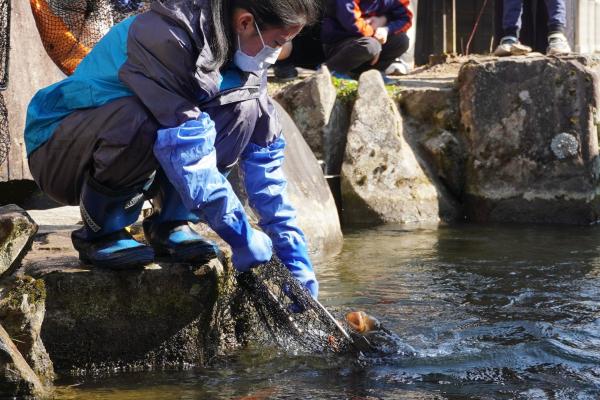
left=321, top=0, right=413, bottom=44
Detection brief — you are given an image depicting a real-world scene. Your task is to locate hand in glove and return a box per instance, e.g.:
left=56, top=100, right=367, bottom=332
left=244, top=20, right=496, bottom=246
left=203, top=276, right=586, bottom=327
left=231, top=229, right=273, bottom=272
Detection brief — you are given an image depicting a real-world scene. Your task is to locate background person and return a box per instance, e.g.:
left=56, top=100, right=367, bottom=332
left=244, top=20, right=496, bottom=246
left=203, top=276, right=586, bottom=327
left=321, top=0, right=412, bottom=79
left=495, top=0, right=571, bottom=56
left=272, top=17, right=327, bottom=81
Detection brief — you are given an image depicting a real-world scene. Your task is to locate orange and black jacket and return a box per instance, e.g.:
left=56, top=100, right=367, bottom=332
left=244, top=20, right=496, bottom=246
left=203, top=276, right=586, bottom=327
left=321, top=0, right=412, bottom=44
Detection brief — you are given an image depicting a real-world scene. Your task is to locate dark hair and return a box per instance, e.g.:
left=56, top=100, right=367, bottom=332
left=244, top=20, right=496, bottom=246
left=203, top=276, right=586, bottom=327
left=209, top=0, right=321, bottom=69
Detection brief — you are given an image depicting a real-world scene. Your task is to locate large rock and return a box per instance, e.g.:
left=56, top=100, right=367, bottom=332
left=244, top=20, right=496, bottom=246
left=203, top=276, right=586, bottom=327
left=419, top=128, right=466, bottom=199
left=274, top=67, right=351, bottom=175
left=398, top=85, right=460, bottom=131
left=340, top=70, right=445, bottom=225
left=16, top=229, right=240, bottom=374
left=458, top=56, right=600, bottom=224
left=229, top=102, right=343, bottom=261
left=0, top=276, right=55, bottom=385
left=0, top=205, right=38, bottom=277
left=0, top=323, right=48, bottom=399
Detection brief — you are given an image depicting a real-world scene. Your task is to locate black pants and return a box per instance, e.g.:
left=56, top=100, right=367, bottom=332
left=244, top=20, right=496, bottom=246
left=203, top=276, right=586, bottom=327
left=323, top=33, right=409, bottom=75
left=28, top=96, right=159, bottom=206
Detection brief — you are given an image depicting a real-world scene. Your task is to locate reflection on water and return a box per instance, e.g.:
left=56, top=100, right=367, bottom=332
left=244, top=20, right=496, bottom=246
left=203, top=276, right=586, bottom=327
left=56, top=224, right=600, bottom=399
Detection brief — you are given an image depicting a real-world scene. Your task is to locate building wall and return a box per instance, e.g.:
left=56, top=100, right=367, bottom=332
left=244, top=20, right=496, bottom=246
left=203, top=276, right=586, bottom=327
left=571, top=0, right=600, bottom=54
left=415, top=0, right=496, bottom=65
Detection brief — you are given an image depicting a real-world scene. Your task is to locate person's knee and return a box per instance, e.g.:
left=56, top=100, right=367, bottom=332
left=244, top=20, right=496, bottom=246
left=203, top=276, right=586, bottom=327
left=385, top=33, right=410, bottom=57
left=93, top=98, right=160, bottom=188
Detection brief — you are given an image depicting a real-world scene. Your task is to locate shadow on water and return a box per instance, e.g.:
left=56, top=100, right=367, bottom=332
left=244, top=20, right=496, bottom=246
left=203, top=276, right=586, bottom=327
left=56, top=224, right=600, bottom=399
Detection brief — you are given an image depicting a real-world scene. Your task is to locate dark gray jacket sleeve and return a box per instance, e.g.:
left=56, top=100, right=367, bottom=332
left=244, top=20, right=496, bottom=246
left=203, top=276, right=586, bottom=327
left=118, top=12, right=201, bottom=127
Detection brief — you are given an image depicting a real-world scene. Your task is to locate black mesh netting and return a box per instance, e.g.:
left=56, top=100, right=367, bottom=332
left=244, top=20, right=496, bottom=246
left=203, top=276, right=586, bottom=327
left=0, top=0, right=9, bottom=167
left=217, top=258, right=409, bottom=358
left=0, top=0, right=10, bottom=90
left=30, top=0, right=150, bottom=75
left=0, top=93, right=8, bottom=168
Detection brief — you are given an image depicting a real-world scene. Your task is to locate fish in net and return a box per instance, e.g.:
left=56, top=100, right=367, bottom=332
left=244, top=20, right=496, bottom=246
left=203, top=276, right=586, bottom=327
left=29, top=0, right=149, bottom=76
left=229, top=258, right=411, bottom=358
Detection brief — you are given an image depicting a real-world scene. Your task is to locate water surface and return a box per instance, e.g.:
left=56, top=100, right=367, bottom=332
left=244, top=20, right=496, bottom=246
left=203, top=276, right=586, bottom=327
left=55, top=224, right=600, bottom=399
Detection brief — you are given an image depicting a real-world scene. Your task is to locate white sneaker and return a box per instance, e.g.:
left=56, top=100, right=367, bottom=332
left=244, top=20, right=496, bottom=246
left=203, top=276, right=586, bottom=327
left=385, top=59, right=410, bottom=76
left=494, top=36, right=532, bottom=57
left=547, top=32, right=571, bottom=56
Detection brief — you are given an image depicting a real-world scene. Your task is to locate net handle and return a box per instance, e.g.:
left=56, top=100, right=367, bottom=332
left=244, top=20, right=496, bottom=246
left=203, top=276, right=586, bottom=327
left=313, top=298, right=376, bottom=354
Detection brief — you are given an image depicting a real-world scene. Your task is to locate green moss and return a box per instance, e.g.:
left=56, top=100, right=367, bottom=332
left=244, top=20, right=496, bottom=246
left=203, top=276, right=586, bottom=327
left=332, top=76, right=402, bottom=104
left=332, top=77, right=358, bottom=105
left=3, top=276, right=46, bottom=310
left=385, top=84, right=403, bottom=101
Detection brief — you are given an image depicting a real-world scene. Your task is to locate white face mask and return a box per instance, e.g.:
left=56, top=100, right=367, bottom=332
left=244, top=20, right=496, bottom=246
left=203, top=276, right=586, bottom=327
left=234, top=21, right=283, bottom=73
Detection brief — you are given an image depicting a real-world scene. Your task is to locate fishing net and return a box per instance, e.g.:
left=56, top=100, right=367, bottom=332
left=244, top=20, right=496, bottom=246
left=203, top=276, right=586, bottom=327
left=0, top=0, right=9, bottom=167
left=0, top=0, right=9, bottom=90
left=233, top=259, right=355, bottom=355
left=220, top=258, right=407, bottom=358
left=29, top=0, right=150, bottom=76
left=0, top=93, right=8, bottom=168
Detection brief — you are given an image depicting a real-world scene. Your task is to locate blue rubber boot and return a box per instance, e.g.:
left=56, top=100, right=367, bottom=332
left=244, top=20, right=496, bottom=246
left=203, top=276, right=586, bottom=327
left=72, top=175, right=154, bottom=270
left=143, top=172, right=218, bottom=264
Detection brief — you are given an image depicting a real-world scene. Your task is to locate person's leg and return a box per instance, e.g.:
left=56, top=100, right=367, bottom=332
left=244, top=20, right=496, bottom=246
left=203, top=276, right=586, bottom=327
left=29, top=96, right=158, bottom=206
left=372, top=33, right=409, bottom=72
left=544, top=0, right=566, bottom=34
left=29, top=96, right=158, bottom=269
left=494, top=0, right=532, bottom=56
left=544, top=0, right=570, bottom=54
left=503, top=0, right=525, bottom=38
left=324, top=37, right=382, bottom=75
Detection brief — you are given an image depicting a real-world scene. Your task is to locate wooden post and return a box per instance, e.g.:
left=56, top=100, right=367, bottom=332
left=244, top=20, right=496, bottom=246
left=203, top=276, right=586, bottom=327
left=452, top=0, right=457, bottom=54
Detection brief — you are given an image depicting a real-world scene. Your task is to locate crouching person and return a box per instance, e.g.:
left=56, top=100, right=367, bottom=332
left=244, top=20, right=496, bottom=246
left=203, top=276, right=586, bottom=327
left=24, top=0, right=320, bottom=299
left=321, top=0, right=412, bottom=79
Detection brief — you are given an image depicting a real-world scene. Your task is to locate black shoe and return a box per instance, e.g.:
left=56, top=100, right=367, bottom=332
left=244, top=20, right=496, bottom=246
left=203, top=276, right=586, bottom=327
left=143, top=219, right=218, bottom=264
left=273, top=63, right=298, bottom=82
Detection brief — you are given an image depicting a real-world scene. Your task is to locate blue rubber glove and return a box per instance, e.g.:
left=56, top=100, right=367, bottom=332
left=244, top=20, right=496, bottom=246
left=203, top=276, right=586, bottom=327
left=241, top=135, right=318, bottom=298
left=231, top=229, right=272, bottom=272
left=153, top=113, right=273, bottom=271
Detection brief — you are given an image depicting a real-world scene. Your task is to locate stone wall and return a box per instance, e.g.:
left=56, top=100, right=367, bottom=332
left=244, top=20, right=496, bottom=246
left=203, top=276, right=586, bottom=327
left=274, top=55, right=600, bottom=226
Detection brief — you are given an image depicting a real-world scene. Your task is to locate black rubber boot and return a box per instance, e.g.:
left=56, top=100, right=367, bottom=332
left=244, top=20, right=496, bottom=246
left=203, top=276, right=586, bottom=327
left=143, top=172, right=218, bottom=264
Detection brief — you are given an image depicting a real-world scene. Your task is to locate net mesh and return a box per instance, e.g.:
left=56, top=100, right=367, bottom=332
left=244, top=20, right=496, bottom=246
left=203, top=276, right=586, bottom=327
left=235, top=259, right=353, bottom=354
left=0, top=0, right=9, bottom=167
left=0, top=0, right=9, bottom=90
left=222, top=258, right=406, bottom=358
left=29, top=0, right=149, bottom=76
left=0, top=93, right=8, bottom=168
